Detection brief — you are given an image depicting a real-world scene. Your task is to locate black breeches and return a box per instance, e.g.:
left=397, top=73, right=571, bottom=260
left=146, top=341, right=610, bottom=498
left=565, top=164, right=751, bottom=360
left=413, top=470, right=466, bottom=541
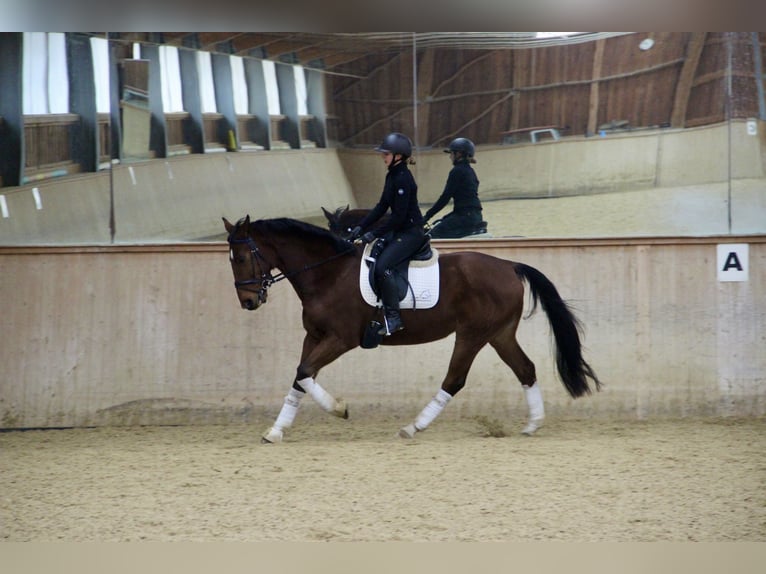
left=430, top=210, right=483, bottom=238
left=373, top=227, right=425, bottom=287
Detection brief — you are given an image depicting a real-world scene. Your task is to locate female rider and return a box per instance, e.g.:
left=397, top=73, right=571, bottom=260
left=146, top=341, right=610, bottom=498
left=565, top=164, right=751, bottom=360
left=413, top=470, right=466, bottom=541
left=423, top=137, right=484, bottom=238
left=350, top=132, right=425, bottom=336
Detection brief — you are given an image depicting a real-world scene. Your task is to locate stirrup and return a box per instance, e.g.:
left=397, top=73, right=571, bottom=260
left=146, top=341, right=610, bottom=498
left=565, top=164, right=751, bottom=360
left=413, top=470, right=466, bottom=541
left=378, top=310, right=403, bottom=336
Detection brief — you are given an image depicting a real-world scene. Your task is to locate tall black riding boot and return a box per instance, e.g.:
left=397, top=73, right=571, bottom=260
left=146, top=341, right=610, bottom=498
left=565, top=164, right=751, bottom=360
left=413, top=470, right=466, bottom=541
left=378, top=272, right=403, bottom=336
left=380, top=306, right=403, bottom=336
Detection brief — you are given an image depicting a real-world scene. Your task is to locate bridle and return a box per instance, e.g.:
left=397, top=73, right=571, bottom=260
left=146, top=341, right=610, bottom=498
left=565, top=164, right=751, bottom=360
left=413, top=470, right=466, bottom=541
left=228, top=234, right=276, bottom=306
left=227, top=229, right=356, bottom=306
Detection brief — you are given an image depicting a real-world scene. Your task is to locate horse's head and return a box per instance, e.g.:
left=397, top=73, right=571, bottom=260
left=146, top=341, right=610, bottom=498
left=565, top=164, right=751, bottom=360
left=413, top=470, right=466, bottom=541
left=322, top=205, right=351, bottom=236
left=322, top=205, right=380, bottom=239
left=223, top=215, right=273, bottom=311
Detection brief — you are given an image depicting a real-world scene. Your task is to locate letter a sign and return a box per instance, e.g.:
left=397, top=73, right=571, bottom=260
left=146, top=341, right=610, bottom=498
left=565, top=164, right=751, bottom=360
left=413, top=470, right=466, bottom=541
left=717, top=244, right=749, bottom=282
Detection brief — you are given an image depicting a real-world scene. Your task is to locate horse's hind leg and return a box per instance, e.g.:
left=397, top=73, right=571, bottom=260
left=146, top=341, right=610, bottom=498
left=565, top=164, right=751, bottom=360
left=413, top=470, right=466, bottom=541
left=489, top=327, right=545, bottom=435
left=399, top=337, right=484, bottom=439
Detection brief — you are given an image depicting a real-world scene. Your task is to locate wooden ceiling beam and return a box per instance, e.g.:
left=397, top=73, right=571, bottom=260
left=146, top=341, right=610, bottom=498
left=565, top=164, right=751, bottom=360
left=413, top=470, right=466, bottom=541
left=671, top=32, right=707, bottom=128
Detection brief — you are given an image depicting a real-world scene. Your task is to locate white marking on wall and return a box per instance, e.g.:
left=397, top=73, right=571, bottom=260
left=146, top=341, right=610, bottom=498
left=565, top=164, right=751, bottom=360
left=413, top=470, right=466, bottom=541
left=32, top=187, right=43, bottom=210
left=0, top=195, right=8, bottom=218
left=717, top=244, right=749, bottom=282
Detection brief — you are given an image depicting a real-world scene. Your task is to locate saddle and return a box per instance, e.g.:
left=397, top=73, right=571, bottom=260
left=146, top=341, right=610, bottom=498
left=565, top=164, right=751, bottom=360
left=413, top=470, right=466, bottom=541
left=359, top=239, right=440, bottom=310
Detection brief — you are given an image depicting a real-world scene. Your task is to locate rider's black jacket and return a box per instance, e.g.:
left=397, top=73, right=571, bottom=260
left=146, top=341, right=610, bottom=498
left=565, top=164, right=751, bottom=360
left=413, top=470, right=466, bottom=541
left=359, top=160, right=424, bottom=238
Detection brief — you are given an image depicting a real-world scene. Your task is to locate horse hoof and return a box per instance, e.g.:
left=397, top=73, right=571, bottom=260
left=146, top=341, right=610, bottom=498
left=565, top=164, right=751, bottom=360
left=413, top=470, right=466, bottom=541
left=521, top=420, right=543, bottom=436
left=333, top=399, right=349, bottom=419
left=262, top=427, right=283, bottom=443
left=399, top=423, right=417, bottom=439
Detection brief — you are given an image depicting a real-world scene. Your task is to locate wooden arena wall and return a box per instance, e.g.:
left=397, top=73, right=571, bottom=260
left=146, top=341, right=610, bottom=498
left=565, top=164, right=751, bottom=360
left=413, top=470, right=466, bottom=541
left=1, top=237, right=764, bottom=429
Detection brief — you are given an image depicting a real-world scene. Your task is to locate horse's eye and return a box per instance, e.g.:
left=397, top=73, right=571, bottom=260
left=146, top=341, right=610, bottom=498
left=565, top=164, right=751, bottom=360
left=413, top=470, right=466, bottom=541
left=230, top=249, right=246, bottom=264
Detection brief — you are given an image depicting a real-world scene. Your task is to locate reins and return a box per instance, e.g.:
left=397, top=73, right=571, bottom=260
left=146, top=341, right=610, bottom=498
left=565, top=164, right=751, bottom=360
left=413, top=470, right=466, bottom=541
left=228, top=229, right=356, bottom=300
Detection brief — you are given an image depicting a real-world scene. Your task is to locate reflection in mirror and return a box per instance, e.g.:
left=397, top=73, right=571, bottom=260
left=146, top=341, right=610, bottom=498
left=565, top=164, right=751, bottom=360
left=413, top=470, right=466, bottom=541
left=1, top=33, right=764, bottom=246
left=119, top=59, right=152, bottom=161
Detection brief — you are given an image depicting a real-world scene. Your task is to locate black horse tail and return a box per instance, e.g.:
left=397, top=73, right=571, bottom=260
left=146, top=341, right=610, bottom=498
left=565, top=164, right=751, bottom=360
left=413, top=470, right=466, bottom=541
left=513, top=262, right=602, bottom=398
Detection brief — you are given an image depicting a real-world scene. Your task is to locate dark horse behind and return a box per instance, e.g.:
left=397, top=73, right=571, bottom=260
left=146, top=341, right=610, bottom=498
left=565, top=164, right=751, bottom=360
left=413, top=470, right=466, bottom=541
left=224, top=215, right=601, bottom=442
left=322, top=204, right=488, bottom=239
left=322, top=205, right=388, bottom=237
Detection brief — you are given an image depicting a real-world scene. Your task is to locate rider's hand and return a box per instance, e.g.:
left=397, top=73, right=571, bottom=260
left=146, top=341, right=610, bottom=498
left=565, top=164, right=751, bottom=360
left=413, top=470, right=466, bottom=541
left=348, top=226, right=362, bottom=241
left=360, top=232, right=376, bottom=244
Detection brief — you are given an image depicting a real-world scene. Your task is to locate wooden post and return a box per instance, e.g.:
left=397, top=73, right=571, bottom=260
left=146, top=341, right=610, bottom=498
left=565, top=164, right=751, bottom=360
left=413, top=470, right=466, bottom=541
left=587, top=39, right=606, bottom=136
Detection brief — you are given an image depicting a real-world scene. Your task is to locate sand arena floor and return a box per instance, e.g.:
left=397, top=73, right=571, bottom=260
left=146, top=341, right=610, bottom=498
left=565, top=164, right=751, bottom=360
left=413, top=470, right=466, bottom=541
left=2, top=414, right=764, bottom=542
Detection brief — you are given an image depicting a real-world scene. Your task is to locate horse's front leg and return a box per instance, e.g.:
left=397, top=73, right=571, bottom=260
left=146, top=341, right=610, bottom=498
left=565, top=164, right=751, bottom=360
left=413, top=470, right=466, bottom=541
left=261, top=333, right=351, bottom=444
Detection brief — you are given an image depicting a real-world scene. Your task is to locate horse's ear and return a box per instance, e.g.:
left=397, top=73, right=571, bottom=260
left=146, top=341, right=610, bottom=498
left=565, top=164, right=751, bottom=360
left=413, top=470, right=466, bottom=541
left=244, top=214, right=251, bottom=226
left=343, top=204, right=350, bottom=214
left=223, top=217, right=234, bottom=233
left=321, top=206, right=332, bottom=220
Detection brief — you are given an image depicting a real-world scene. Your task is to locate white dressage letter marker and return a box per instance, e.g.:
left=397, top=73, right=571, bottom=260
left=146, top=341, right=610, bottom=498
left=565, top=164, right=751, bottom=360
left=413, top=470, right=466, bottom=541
left=717, top=244, right=749, bottom=282
left=32, top=187, right=42, bottom=210
left=0, top=195, right=8, bottom=218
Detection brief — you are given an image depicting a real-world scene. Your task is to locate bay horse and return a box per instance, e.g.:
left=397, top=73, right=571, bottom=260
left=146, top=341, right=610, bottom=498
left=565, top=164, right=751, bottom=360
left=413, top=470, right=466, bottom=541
left=223, top=215, right=601, bottom=443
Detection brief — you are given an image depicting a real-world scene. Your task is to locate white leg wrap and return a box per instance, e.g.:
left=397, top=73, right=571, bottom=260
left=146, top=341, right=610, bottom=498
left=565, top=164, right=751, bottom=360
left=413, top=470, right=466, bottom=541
left=262, top=388, right=305, bottom=444
left=412, top=389, right=452, bottom=433
left=522, top=383, right=545, bottom=435
left=274, top=388, right=304, bottom=430
left=297, top=377, right=346, bottom=417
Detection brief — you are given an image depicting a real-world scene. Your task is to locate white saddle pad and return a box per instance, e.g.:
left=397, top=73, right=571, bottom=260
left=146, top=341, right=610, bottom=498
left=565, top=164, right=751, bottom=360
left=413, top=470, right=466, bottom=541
left=358, top=242, right=440, bottom=309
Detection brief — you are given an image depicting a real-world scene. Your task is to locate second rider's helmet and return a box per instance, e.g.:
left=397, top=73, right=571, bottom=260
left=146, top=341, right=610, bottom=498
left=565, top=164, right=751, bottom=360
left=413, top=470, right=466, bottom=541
left=444, top=137, right=476, bottom=158
left=375, top=132, right=413, bottom=158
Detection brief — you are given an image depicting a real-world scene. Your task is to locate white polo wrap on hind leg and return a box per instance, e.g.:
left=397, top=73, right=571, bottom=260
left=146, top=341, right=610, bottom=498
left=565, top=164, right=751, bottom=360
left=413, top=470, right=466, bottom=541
left=522, top=383, right=545, bottom=435
left=415, top=389, right=453, bottom=431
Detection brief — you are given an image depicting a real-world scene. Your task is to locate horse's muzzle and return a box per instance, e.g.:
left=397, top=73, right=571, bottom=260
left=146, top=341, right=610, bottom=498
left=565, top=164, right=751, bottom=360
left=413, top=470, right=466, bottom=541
left=240, top=291, right=266, bottom=310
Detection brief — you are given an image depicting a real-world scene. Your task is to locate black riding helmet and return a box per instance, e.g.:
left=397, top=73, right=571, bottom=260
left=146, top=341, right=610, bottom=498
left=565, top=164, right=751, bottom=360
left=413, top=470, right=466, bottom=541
left=375, top=132, right=413, bottom=158
left=444, top=137, right=476, bottom=162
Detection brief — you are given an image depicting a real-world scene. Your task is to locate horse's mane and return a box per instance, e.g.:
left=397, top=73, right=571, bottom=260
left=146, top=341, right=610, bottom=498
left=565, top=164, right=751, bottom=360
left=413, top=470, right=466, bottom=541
left=252, top=217, right=354, bottom=254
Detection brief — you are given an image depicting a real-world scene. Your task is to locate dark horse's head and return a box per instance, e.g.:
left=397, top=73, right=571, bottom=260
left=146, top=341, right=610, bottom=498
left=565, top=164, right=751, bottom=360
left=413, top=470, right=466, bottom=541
left=322, top=205, right=354, bottom=237
left=321, top=205, right=387, bottom=238
left=223, top=215, right=272, bottom=311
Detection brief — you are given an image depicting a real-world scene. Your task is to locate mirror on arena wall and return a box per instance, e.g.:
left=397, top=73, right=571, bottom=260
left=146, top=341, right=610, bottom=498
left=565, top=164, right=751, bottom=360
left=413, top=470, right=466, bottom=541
left=1, top=32, right=763, bottom=246
left=96, top=33, right=766, bottom=242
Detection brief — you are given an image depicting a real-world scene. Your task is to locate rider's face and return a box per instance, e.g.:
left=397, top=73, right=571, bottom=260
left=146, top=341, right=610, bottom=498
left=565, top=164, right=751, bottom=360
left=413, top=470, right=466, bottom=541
left=382, top=151, right=394, bottom=166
